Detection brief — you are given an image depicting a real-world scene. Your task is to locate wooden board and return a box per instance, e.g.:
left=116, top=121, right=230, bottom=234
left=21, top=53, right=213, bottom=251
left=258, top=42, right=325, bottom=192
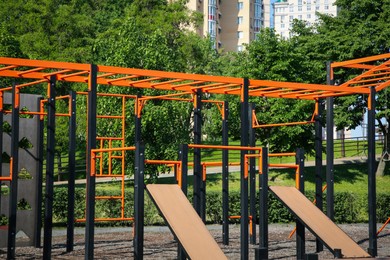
left=270, top=186, right=371, bottom=258
left=146, top=184, right=227, bottom=260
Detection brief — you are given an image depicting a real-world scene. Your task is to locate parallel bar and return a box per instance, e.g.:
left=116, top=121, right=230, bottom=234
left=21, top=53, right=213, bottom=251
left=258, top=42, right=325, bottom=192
left=85, top=64, right=98, bottom=260
left=7, top=83, right=20, bottom=259
left=222, top=101, right=229, bottom=245
left=43, top=76, right=56, bottom=259
left=134, top=142, right=145, bottom=259
left=240, top=78, right=249, bottom=259
left=367, top=87, right=377, bottom=257
left=314, top=99, right=324, bottom=252
left=66, top=91, right=76, bottom=252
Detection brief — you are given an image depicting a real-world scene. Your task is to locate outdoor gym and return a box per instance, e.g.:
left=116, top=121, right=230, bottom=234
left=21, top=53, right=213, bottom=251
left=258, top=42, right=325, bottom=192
left=0, top=53, right=389, bottom=259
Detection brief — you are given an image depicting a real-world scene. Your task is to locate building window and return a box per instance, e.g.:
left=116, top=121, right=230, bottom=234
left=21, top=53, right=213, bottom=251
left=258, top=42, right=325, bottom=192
left=281, top=23, right=285, bottom=28
left=307, top=14, right=311, bottom=19
left=254, top=2, right=261, bottom=17
left=237, top=2, right=243, bottom=10
left=298, top=15, right=302, bottom=20
left=289, top=15, right=293, bottom=22
left=237, top=31, right=244, bottom=39
left=289, top=5, right=294, bottom=12
left=237, top=45, right=244, bottom=52
left=253, top=18, right=261, bottom=32
left=298, top=5, right=302, bottom=11
left=237, top=16, right=243, bottom=24
left=307, top=4, right=311, bottom=11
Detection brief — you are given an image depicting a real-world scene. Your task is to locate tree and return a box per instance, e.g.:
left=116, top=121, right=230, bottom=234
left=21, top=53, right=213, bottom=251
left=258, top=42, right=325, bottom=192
left=213, top=28, right=319, bottom=153
left=314, top=0, right=390, bottom=157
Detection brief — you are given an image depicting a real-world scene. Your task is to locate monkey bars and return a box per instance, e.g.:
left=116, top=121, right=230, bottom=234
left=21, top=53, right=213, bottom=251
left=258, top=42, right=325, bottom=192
left=0, top=57, right=379, bottom=100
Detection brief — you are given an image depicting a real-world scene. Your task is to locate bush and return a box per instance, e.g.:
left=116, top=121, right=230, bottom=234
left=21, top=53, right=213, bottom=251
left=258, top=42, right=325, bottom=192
left=41, top=186, right=390, bottom=227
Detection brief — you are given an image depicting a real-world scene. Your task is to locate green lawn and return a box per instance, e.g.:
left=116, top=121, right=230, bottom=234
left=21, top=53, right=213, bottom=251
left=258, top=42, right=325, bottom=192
left=154, top=162, right=390, bottom=196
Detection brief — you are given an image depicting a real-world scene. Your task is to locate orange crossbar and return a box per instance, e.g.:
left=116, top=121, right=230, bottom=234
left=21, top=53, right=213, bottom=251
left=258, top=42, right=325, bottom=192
left=377, top=216, right=390, bottom=236
left=188, top=144, right=262, bottom=151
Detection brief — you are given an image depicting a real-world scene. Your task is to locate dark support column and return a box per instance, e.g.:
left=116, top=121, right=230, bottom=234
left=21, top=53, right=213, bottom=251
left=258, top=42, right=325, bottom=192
left=177, top=144, right=188, bottom=260
left=193, top=89, right=202, bottom=218
left=67, top=91, right=76, bottom=252
left=85, top=64, right=98, bottom=260
left=259, top=147, right=268, bottom=258
left=134, top=142, right=145, bottom=259
left=135, top=94, right=142, bottom=144
left=7, top=84, right=20, bottom=259
left=249, top=103, right=256, bottom=244
left=240, top=78, right=249, bottom=259
left=326, top=97, right=334, bottom=220
left=178, top=144, right=188, bottom=196
left=222, top=101, right=229, bottom=245
left=314, top=99, right=323, bottom=252
left=326, top=62, right=334, bottom=221
left=296, top=148, right=305, bottom=260
left=35, top=97, right=44, bottom=248
left=367, top=87, right=377, bottom=257
left=0, top=93, right=3, bottom=212
left=43, top=76, right=56, bottom=259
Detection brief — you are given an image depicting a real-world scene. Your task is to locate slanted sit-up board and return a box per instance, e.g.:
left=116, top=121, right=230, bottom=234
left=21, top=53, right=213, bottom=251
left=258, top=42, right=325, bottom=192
left=146, top=184, right=227, bottom=260
left=270, top=186, right=371, bottom=258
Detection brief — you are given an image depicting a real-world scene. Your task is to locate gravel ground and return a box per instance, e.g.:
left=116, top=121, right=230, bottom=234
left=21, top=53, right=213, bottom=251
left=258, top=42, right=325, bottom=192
left=1, top=223, right=389, bottom=259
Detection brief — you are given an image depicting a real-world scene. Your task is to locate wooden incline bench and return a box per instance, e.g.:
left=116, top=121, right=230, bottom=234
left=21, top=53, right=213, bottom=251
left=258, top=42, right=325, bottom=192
left=146, top=184, right=227, bottom=260
left=270, top=186, right=371, bottom=258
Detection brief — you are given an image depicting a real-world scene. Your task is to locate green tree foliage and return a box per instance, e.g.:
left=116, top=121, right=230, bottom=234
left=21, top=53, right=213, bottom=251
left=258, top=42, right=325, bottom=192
left=214, top=29, right=319, bottom=152
left=296, top=0, right=390, bottom=155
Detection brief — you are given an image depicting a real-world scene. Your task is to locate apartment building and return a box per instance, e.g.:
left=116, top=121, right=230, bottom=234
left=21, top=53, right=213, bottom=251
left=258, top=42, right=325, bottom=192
left=186, top=0, right=338, bottom=51
left=187, top=0, right=263, bottom=52
left=272, top=0, right=338, bottom=38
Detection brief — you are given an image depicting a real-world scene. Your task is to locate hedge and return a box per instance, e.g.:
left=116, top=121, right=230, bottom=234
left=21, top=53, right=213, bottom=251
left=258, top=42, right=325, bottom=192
left=1, top=187, right=389, bottom=226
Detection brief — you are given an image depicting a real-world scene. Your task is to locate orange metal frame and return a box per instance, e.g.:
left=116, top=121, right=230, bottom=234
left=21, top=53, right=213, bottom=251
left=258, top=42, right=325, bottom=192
left=0, top=57, right=378, bottom=102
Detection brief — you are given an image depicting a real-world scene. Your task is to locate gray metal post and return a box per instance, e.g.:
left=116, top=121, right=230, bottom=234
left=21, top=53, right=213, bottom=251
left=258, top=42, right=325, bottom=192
left=67, top=91, right=76, bottom=252
left=43, top=76, right=56, bottom=259
left=259, top=147, right=268, bottom=258
left=249, top=103, right=256, bottom=244
left=85, top=64, right=98, bottom=260
left=134, top=142, right=145, bottom=259
left=222, top=101, right=229, bottom=245
left=193, top=89, right=203, bottom=218
left=314, top=99, right=324, bottom=252
left=367, top=87, right=377, bottom=256
left=240, top=78, right=249, bottom=259
left=296, top=148, right=305, bottom=259
left=326, top=62, right=334, bottom=220
left=7, top=83, right=20, bottom=259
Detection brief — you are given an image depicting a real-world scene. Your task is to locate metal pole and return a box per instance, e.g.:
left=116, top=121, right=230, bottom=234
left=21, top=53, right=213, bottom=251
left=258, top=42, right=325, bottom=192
left=240, top=78, right=249, bottom=259
left=367, top=87, right=377, bottom=256
left=135, top=94, right=142, bottom=144
left=7, top=83, right=20, bottom=259
left=134, top=142, right=145, bottom=259
left=259, top=147, right=269, bottom=258
left=249, top=103, right=256, bottom=244
left=35, top=97, right=44, bottom=248
left=314, top=99, right=323, bottom=252
left=326, top=61, right=334, bottom=221
left=193, top=89, right=203, bottom=218
left=296, top=148, right=305, bottom=259
left=85, top=64, right=98, bottom=260
left=67, top=91, right=76, bottom=252
left=222, top=101, right=229, bottom=245
left=177, top=144, right=188, bottom=260
left=43, top=76, right=56, bottom=259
